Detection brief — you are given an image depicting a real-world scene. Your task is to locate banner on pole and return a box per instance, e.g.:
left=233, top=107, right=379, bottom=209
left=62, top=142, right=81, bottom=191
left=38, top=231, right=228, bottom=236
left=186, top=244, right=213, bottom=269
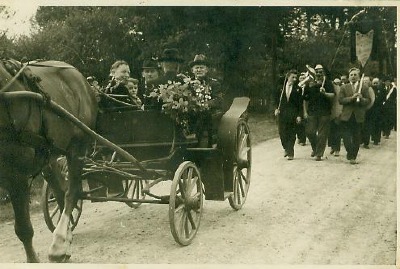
left=356, top=30, right=374, bottom=67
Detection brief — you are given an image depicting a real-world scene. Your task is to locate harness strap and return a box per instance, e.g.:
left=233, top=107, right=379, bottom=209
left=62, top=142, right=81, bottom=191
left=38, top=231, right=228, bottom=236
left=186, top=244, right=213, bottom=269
left=0, top=60, right=65, bottom=162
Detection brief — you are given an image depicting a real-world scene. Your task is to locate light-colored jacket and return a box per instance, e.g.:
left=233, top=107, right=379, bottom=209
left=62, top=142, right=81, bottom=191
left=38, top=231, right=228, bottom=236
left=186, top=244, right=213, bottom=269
left=338, top=82, right=371, bottom=123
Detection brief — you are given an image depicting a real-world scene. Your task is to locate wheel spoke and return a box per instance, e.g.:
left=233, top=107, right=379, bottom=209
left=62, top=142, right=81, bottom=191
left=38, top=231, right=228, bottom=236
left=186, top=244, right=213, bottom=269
left=236, top=184, right=241, bottom=204
left=186, top=175, right=198, bottom=196
left=138, top=180, right=144, bottom=195
left=174, top=203, right=185, bottom=214
left=239, top=133, right=248, bottom=150
left=48, top=197, right=57, bottom=203
left=178, top=178, right=186, bottom=200
left=184, top=214, right=190, bottom=238
left=187, top=210, right=196, bottom=230
left=56, top=212, right=61, bottom=223
left=240, top=170, right=248, bottom=184
left=235, top=174, right=242, bottom=205
left=50, top=205, right=60, bottom=218
left=237, top=170, right=245, bottom=198
left=134, top=181, right=140, bottom=198
left=184, top=169, right=193, bottom=195
left=179, top=210, right=187, bottom=238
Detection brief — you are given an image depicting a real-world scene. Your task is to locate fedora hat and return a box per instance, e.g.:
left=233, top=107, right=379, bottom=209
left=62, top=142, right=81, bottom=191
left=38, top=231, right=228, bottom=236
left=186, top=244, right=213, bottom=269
left=158, top=48, right=184, bottom=63
left=189, top=54, right=209, bottom=68
left=142, top=59, right=159, bottom=69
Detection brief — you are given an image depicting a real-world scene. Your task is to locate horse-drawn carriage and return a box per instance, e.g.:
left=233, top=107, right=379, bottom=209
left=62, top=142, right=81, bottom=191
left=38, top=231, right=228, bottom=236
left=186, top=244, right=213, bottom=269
left=41, top=96, right=251, bottom=246
left=0, top=59, right=251, bottom=262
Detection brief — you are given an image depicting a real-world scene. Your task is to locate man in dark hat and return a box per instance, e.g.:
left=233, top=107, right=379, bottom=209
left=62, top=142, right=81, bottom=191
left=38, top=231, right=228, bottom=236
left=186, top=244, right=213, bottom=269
left=140, top=59, right=160, bottom=102
left=155, top=48, right=185, bottom=85
left=141, top=59, right=160, bottom=86
left=189, top=54, right=225, bottom=147
left=189, top=54, right=223, bottom=110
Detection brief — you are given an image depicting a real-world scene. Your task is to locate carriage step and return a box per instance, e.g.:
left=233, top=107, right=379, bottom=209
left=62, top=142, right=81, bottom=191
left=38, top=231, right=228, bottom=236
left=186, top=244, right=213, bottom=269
left=224, top=192, right=233, bottom=199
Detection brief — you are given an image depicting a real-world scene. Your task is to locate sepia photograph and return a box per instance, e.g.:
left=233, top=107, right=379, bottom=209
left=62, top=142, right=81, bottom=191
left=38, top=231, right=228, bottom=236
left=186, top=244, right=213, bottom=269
left=0, top=1, right=397, bottom=266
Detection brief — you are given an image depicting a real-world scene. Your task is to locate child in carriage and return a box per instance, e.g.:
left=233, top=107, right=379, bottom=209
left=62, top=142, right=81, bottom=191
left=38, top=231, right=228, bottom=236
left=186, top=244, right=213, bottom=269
left=126, top=78, right=143, bottom=109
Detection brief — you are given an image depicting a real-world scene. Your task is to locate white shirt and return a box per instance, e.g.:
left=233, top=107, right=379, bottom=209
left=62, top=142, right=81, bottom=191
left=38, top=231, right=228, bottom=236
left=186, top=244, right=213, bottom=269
left=286, top=83, right=292, bottom=100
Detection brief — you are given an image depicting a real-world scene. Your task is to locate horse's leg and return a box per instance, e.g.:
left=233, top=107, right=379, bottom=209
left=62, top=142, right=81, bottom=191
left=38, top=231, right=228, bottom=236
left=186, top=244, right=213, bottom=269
left=48, top=143, right=84, bottom=262
left=8, top=176, right=40, bottom=263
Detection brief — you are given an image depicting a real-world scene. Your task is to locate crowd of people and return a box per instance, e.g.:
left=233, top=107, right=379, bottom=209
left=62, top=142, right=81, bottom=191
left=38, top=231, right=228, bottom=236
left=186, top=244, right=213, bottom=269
left=275, top=64, right=397, bottom=165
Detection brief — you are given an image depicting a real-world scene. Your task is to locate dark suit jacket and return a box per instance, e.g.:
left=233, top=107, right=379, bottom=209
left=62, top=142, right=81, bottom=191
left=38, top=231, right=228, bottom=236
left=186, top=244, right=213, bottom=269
left=338, top=82, right=371, bottom=123
left=276, top=84, right=303, bottom=123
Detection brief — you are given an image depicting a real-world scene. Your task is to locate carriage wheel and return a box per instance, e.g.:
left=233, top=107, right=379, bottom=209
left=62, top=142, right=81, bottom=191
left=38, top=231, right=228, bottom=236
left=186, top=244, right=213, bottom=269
left=228, top=119, right=252, bottom=210
left=169, top=161, right=203, bottom=246
left=124, top=179, right=147, bottom=208
left=41, top=157, right=83, bottom=232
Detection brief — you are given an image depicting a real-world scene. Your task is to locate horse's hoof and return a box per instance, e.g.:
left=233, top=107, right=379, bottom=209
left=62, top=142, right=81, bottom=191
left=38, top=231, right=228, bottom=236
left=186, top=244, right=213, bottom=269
left=48, top=254, right=71, bottom=263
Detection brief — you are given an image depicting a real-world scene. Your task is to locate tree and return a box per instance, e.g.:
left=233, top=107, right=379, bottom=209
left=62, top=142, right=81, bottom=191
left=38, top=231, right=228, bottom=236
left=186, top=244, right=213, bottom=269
left=6, top=6, right=396, bottom=113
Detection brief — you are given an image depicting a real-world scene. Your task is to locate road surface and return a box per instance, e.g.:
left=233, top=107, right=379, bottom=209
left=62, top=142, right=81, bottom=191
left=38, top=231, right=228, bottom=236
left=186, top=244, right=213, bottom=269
left=0, top=133, right=396, bottom=264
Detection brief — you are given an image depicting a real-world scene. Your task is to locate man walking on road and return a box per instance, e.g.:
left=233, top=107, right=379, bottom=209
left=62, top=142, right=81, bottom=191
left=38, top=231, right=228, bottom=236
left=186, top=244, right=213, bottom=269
left=303, top=64, right=335, bottom=161
left=338, top=67, right=371, bottom=164
left=274, top=69, right=302, bottom=160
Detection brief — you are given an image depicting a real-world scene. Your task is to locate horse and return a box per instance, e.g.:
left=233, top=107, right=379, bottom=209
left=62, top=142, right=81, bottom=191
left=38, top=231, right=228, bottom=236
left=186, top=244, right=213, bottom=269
left=0, top=59, right=98, bottom=262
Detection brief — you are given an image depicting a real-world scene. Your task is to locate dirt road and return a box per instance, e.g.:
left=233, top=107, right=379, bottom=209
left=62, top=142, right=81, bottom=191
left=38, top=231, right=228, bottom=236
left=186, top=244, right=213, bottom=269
left=0, top=133, right=396, bottom=264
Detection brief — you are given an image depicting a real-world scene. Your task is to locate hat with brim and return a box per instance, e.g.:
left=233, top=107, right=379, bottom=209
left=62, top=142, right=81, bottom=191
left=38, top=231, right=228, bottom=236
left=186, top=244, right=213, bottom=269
left=315, top=64, right=324, bottom=70
left=158, top=48, right=184, bottom=63
left=189, top=54, right=209, bottom=68
left=142, top=59, right=159, bottom=69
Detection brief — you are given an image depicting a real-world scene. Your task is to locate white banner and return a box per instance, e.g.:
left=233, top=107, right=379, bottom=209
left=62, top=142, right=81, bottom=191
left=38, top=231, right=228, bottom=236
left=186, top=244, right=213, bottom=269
left=356, top=30, right=374, bottom=67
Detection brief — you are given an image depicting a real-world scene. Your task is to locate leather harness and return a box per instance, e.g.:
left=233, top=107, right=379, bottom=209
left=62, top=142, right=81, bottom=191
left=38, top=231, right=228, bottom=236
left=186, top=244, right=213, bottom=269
left=0, top=59, right=69, bottom=174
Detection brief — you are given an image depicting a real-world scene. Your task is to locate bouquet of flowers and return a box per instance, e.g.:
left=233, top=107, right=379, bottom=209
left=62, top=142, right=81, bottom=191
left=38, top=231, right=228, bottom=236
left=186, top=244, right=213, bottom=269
left=147, top=77, right=213, bottom=133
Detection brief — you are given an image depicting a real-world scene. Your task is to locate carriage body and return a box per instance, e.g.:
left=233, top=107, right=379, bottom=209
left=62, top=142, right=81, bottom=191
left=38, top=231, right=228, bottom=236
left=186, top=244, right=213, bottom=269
left=42, top=97, right=251, bottom=246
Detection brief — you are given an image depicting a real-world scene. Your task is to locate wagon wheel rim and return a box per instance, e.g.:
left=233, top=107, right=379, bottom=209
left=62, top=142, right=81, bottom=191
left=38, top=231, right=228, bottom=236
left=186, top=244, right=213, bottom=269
left=124, top=179, right=147, bottom=208
left=229, top=120, right=251, bottom=210
left=169, top=161, right=203, bottom=246
left=41, top=181, right=62, bottom=232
